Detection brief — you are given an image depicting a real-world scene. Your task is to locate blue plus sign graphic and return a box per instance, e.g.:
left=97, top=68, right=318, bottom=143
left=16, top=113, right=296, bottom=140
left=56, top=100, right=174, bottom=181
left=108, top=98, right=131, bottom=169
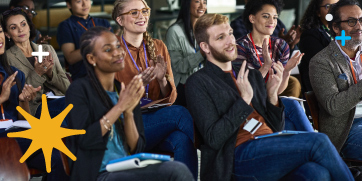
left=335, top=30, right=351, bottom=46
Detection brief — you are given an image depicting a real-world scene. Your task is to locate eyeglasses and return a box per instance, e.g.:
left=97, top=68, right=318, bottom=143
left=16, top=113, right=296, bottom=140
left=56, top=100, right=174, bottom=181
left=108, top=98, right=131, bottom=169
left=120, top=8, right=150, bottom=18
left=22, top=6, right=37, bottom=16
left=2, top=7, right=24, bottom=16
left=320, top=3, right=336, bottom=10
left=338, top=17, right=362, bottom=27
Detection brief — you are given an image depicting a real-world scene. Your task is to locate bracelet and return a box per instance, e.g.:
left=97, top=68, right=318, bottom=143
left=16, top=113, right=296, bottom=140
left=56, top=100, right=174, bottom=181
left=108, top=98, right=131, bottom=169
left=102, top=116, right=112, bottom=127
left=101, top=119, right=111, bottom=131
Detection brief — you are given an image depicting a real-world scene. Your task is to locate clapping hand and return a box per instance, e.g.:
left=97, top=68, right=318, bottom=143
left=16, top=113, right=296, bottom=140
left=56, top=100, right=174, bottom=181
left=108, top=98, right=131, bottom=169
left=36, top=34, right=52, bottom=44
left=117, top=75, right=145, bottom=113
left=0, top=71, right=18, bottom=104
left=139, top=67, right=156, bottom=86
left=262, top=38, right=273, bottom=68
left=267, top=62, right=283, bottom=103
left=150, top=55, right=167, bottom=81
left=19, top=84, right=41, bottom=102
left=284, top=51, right=304, bottom=73
left=34, top=53, right=54, bottom=78
left=279, top=25, right=302, bottom=49
left=236, top=61, right=253, bottom=104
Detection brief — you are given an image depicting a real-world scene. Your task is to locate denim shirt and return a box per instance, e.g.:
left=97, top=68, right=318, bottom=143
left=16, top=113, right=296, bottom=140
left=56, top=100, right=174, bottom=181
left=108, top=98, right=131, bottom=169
left=57, top=15, right=112, bottom=80
left=99, top=91, right=127, bottom=172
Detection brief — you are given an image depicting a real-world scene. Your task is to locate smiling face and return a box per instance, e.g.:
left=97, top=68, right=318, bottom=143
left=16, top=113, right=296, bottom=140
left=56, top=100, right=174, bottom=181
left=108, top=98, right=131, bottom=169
left=116, top=0, right=149, bottom=35
left=249, top=4, right=278, bottom=36
left=190, top=0, right=207, bottom=19
left=5, top=14, right=30, bottom=44
left=333, top=5, right=362, bottom=50
left=67, top=0, right=91, bottom=19
left=87, top=31, right=126, bottom=74
left=202, top=23, right=236, bottom=63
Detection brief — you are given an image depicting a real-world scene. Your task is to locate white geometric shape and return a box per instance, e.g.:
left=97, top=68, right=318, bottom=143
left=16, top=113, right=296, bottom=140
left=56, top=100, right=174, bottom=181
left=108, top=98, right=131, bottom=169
left=31, top=45, right=49, bottom=63
left=326, top=14, right=333, bottom=22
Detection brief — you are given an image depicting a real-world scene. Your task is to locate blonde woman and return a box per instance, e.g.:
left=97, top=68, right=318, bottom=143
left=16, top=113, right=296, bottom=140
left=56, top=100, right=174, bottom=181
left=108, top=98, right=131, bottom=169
left=112, top=0, right=197, bottom=178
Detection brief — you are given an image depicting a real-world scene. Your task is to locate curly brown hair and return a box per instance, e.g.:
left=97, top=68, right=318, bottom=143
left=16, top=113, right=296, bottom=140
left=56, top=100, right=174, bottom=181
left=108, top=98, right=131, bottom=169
left=299, top=0, right=325, bottom=31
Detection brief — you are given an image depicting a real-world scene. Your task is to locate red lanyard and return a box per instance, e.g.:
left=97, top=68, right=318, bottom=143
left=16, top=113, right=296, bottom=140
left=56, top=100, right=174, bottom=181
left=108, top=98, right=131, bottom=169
left=77, top=18, right=95, bottom=31
left=249, top=33, right=272, bottom=81
left=349, top=56, right=362, bottom=84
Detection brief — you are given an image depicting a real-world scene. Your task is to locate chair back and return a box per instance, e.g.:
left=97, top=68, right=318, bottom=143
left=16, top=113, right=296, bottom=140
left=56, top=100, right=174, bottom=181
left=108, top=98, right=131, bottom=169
left=0, top=137, right=30, bottom=181
left=193, top=121, right=203, bottom=149
left=60, top=138, right=70, bottom=176
left=304, top=91, right=320, bottom=130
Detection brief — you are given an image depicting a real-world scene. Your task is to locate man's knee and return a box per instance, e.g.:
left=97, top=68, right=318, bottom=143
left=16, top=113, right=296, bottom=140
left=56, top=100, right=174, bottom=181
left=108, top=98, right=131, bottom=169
left=160, top=161, right=194, bottom=181
left=282, top=162, right=331, bottom=181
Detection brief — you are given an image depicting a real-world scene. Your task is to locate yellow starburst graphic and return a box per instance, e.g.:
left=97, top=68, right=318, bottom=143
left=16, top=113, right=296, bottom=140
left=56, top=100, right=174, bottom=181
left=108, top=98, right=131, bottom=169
left=7, top=94, right=85, bottom=173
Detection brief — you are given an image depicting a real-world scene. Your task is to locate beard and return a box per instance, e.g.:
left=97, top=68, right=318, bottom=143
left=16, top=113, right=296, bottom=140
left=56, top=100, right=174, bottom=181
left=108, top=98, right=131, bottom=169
left=209, top=44, right=237, bottom=63
left=345, top=30, right=362, bottom=50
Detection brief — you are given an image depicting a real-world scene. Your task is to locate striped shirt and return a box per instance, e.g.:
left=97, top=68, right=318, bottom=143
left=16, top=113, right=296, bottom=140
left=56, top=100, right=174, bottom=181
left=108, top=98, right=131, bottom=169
left=234, top=34, right=290, bottom=70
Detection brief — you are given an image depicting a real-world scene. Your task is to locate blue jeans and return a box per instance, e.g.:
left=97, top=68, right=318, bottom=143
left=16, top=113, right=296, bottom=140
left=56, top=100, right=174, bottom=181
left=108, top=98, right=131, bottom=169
left=281, top=98, right=314, bottom=132
left=234, top=133, right=353, bottom=180
left=341, top=117, right=362, bottom=160
left=142, top=105, right=197, bottom=179
left=35, top=97, right=67, bottom=127
left=16, top=138, right=69, bottom=181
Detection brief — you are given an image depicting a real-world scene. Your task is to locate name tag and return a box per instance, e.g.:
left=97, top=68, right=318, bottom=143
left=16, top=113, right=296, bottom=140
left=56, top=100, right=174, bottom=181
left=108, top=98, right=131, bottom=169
left=243, top=118, right=262, bottom=134
left=140, top=98, right=153, bottom=107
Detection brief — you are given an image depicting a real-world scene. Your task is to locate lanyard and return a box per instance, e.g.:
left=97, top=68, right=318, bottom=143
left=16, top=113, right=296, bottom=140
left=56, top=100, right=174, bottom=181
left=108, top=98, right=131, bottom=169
left=321, top=25, right=334, bottom=41
left=249, top=33, right=272, bottom=81
left=121, top=36, right=150, bottom=98
left=232, top=69, right=237, bottom=79
left=77, top=18, right=95, bottom=31
left=349, top=56, right=362, bottom=84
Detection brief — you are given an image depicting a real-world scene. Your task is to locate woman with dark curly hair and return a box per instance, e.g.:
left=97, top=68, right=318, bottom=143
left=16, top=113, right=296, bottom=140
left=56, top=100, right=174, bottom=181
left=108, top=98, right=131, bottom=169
left=299, top=0, right=338, bottom=93
left=235, top=0, right=314, bottom=132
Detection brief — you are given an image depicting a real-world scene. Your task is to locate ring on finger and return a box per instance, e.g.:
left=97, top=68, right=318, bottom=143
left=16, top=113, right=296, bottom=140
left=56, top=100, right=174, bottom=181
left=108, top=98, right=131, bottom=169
left=240, top=76, right=244, bottom=79
left=44, top=66, right=47, bottom=70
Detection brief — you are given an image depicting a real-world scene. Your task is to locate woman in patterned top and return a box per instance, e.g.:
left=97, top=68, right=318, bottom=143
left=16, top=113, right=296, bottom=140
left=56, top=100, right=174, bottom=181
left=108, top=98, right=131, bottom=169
left=235, top=0, right=314, bottom=132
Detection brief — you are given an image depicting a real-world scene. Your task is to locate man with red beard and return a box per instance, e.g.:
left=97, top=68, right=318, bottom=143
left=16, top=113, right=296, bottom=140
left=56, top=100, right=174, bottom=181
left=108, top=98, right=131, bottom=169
left=310, top=0, right=362, bottom=164
left=185, top=13, right=353, bottom=181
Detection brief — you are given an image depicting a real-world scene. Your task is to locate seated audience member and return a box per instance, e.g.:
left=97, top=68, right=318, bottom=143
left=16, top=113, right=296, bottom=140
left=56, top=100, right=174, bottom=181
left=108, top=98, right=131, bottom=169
left=309, top=0, right=362, bottom=161
left=186, top=13, right=353, bottom=181
left=57, top=0, right=113, bottom=80
left=235, top=0, right=313, bottom=131
left=112, top=0, right=197, bottom=178
left=299, top=0, right=338, bottom=93
left=231, top=0, right=301, bottom=53
left=0, top=22, right=67, bottom=181
left=166, top=0, right=206, bottom=107
left=66, top=26, right=193, bottom=181
left=9, top=0, right=51, bottom=44
left=2, top=9, right=70, bottom=125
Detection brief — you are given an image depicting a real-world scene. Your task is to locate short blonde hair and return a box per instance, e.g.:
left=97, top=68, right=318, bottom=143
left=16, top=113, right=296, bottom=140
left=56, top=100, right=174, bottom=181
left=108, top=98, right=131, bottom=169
left=194, top=14, right=229, bottom=44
